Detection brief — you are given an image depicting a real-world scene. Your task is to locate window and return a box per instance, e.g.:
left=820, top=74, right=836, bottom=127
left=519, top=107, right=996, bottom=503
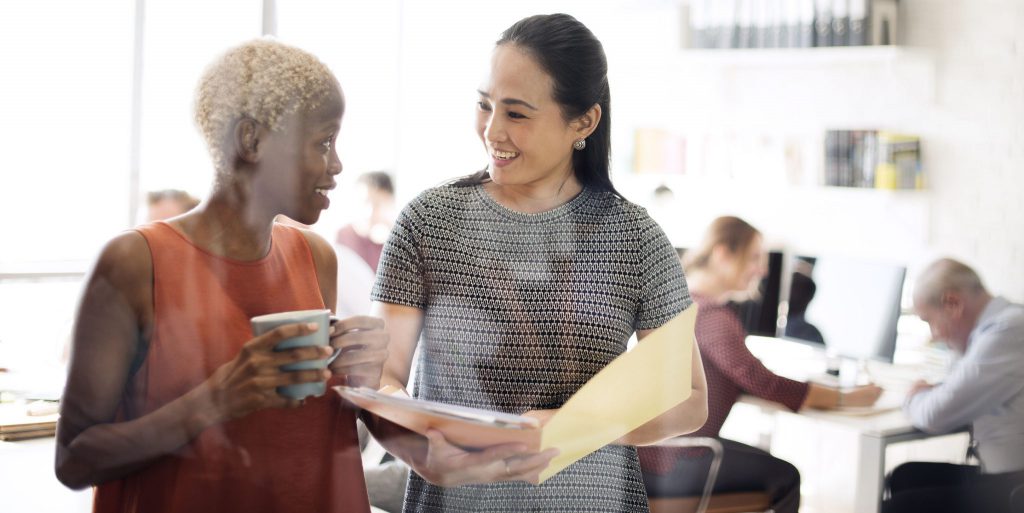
left=0, top=1, right=135, bottom=374
left=0, top=0, right=135, bottom=269
left=138, top=0, right=262, bottom=201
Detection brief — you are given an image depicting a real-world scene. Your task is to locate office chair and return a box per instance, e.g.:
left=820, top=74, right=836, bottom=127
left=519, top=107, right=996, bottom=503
left=646, top=437, right=772, bottom=513
left=1009, top=483, right=1024, bottom=512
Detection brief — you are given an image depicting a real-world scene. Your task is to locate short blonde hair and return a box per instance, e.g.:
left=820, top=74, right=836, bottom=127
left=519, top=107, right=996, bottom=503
left=914, top=258, right=987, bottom=306
left=193, top=38, right=340, bottom=174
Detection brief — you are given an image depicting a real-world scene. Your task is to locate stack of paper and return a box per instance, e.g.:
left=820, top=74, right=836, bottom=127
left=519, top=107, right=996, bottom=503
left=0, top=403, right=58, bottom=441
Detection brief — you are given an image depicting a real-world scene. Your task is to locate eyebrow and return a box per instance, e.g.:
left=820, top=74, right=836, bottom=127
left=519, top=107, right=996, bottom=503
left=477, top=90, right=538, bottom=111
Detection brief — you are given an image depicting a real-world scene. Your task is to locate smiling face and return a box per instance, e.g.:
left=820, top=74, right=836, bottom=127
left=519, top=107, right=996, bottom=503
left=253, top=87, right=344, bottom=225
left=475, top=44, right=584, bottom=189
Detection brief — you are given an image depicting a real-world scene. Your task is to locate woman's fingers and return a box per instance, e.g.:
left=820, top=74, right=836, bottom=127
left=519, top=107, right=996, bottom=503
left=271, top=345, right=335, bottom=367
left=252, top=322, right=321, bottom=349
left=421, top=429, right=563, bottom=486
left=330, top=348, right=388, bottom=369
left=278, top=368, right=331, bottom=386
left=331, top=315, right=385, bottom=335
left=502, top=448, right=560, bottom=484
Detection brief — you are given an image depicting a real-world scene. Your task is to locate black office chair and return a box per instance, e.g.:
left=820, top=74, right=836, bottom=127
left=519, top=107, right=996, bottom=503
left=646, top=437, right=771, bottom=513
left=1009, top=483, right=1024, bottom=512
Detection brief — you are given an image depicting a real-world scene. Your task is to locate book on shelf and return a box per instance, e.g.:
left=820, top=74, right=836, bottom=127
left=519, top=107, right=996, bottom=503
left=754, top=0, right=771, bottom=48
left=813, top=0, right=833, bottom=47
left=737, top=0, right=754, bottom=49
left=850, top=130, right=866, bottom=187
left=860, top=130, right=878, bottom=187
left=766, top=0, right=783, bottom=48
left=798, top=0, right=816, bottom=47
left=682, top=0, right=893, bottom=49
left=687, top=0, right=709, bottom=48
left=874, top=131, right=923, bottom=189
left=823, top=129, right=923, bottom=189
left=848, top=0, right=869, bottom=46
left=824, top=130, right=839, bottom=185
left=870, top=0, right=899, bottom=45
left=837, top=129, right=852, bottom=186
left=782, top=0, right=801, bottom=47
left=831, top=0, right=850, bottom=46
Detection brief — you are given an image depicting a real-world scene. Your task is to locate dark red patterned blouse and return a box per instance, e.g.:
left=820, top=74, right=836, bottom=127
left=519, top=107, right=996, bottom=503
left=638, top=293, right=810, bottom=474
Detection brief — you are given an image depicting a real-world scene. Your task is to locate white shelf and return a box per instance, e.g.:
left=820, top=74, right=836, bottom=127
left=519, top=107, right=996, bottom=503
left=676, top=45, right=923, bottom=67
left=621, top=173, right=931, bottom=264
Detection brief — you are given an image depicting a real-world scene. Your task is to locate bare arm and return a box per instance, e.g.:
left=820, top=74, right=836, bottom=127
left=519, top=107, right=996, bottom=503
left=56, top=233, right=333, bottom=489
left=373, top=302, right=423, bottom=390
left=616, top=328, right=709, bottom=446
left=802, top=383, right=883, bottom=410
left=358, top=301, right=426, bottom=464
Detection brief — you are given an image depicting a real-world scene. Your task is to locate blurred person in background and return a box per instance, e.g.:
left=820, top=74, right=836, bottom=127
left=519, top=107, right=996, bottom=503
left=146, top=189, right=200, bottom=222
left=783, top=270, right=825, bottom=344
left=883, top=258, right=1024, bottom=513
left=639, top=215, right=883, bottom=513
left=336, top=171, right=396, bottom=273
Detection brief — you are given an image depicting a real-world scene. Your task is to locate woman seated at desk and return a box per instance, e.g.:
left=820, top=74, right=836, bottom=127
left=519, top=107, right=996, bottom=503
left=638, top=216, right=883, bottom=513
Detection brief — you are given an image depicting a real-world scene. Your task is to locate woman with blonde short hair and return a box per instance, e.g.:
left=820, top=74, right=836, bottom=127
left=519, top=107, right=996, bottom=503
left=56, top=39, right=387, bottom=513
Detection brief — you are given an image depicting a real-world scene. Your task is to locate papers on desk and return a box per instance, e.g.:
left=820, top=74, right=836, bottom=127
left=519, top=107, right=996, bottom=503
left=337, top=304, right=698, bottom=482
left=0, top=402, right=59, bottom=441
left=829, top=389, right=906, bottom=416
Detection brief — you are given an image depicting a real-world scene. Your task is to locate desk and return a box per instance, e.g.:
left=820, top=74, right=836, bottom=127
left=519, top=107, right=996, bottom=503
left=0, top=437, right=92, bottom=513
left=735, top=336, right=965, bottom=513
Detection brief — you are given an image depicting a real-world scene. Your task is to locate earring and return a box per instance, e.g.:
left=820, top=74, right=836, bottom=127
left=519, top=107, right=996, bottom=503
left=573, top=139, right=586, bottom=151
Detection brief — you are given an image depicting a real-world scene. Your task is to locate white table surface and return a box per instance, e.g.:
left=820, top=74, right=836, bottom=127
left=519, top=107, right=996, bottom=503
left=737, top=336, right=965, bottom=513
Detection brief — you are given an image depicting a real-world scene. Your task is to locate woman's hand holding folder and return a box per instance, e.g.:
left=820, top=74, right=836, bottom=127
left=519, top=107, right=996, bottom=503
left=413, top=429, right=559, bottom=486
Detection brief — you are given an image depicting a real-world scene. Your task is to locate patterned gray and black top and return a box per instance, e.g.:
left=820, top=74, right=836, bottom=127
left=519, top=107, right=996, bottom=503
left=371, top=183, right=691, bottom=513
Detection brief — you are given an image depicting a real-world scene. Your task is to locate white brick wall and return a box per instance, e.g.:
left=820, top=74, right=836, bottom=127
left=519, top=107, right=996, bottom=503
left=902, top=0, right=1024, bottom=302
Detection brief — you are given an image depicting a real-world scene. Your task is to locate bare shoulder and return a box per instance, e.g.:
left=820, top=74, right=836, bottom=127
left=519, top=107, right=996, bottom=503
left=295, top=228, right=337, bottom=272
left=89, top=230, right=154, bottom=319
left=94, top=231, right=153, bottom=285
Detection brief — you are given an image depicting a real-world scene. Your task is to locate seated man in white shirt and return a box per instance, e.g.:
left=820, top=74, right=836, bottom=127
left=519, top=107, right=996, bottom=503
left=883, top=258, right=1024, bottom=513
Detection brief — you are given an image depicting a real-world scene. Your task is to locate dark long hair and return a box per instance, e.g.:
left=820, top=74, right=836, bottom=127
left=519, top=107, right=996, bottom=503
left=455, top=13, right=619, bottom=197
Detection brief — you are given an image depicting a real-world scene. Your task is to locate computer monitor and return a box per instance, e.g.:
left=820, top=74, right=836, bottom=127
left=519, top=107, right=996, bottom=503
left=783, top=254, right=906, bottom=362
left=732, top=250, right=784, bottom=337
left=675, top=246, right=783, bottom=337
left=675, top=245, right=786, bottom=337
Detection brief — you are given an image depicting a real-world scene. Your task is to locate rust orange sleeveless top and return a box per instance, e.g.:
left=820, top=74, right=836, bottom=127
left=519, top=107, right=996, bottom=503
left=93, top=221, right=369, bottom=513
